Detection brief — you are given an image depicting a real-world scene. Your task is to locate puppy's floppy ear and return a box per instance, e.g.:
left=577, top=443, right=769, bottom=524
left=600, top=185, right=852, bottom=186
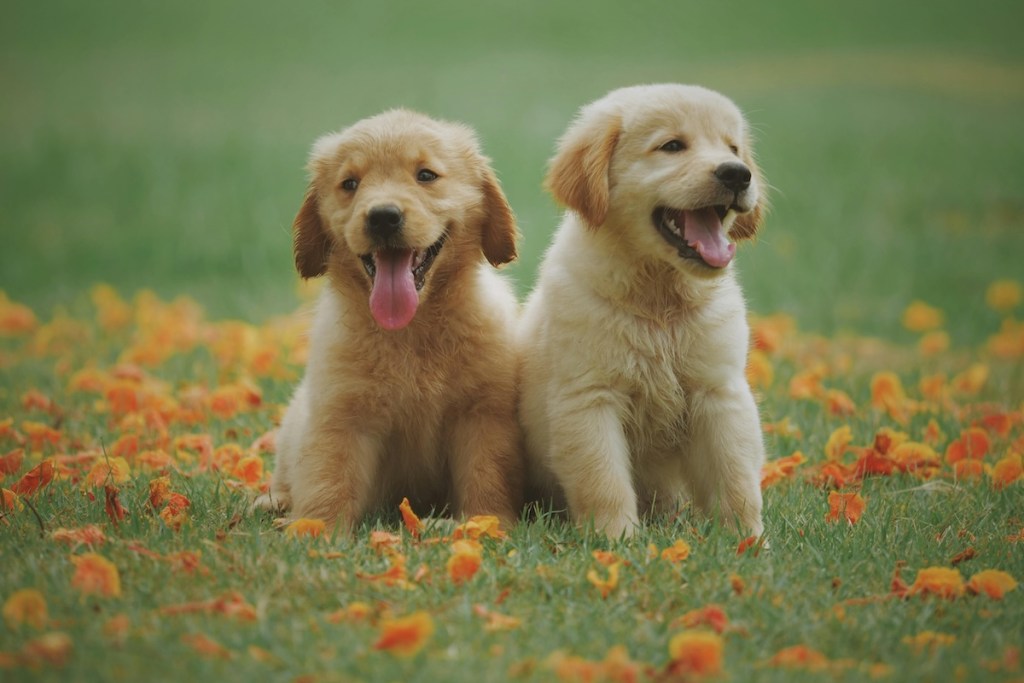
left=544, top=109, right=621, bottom=228
left=293, top=184, right=333, bottom=278
left=479, top=165, right=519, bottom=267
left=728, top=150, right=768, bottom=241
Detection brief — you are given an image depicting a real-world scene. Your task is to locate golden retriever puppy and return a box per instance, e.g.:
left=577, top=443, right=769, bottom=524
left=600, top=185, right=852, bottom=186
left=255, top=109, right=523, bottom=530
left=519, top=84, right=767, bottom=538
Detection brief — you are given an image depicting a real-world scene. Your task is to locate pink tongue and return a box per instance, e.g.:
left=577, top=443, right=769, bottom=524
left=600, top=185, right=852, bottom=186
left=683, top=207, right=735, bottom=268
left=369, top=248, right=419, bottom=330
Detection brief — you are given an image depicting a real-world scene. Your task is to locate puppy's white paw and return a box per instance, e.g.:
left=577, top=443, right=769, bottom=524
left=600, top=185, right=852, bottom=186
left=252, top=491, right=291, bottom=515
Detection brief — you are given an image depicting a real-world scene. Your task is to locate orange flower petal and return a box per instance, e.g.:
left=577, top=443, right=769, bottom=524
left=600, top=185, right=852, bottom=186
left=181, top=632, right=232, bottom=659
left=826, top=491, right=867, bottom=525
left=447, top=539, right=483, bottom=584
left=70, top=553, right=122, bottom=598
left=373, top=611, right=434, bottom=657
left=986, top=279, right=1022, bottom=312
left=765, top=644, right=831, bottom=670
left=51, top=525, right=106, bottom=548
left=675, top=605, right=728, bottom=634
left=901, top=300, right=945, bottom=332
left=667, top=630, right=723, bottom=676
left=284, top=518, right=326, bottom=539
left=824, top=426, right=854, bottom=461
left=586, top=562, right=621, bottom=599
left=398, top=497, right=423, bottom=537
left=82, top=457, right=131, bottom=488
left=452, top=515, right=507, bottom=540
left=660, top=539, right=692, bottom=563
left=3, top=589, right=48, bottom=629
left=991, top=452, right=1023, bottom=489
left=966, top=570, right=1018, bottom=599
left=945, top=427, right=990, bottom=463
left=21, top=632, right=72, bottom=667
left=10, top=460, right=55, bottom=496
left=907, top=567, right=964, bottom=599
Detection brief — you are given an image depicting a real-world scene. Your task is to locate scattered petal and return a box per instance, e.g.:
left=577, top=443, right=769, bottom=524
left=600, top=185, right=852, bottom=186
left=966, top=570, right=1017, bottom=599
left=285, top=518, right=326, bottom=539
left=398, top=497, right=423, bottom=537
left=586, top=561, right=621, bottom=599
left=660, top=539, right=692, bottom=563
left=373, top=611, right=434, bottom=657
left=826, top=491, right=866, bottom=525
left=51, top=525, right=106, bottom=548
left=181, top=633, right=232, bottom=660
left=765, top=644, right=831, bottom=671
left=70, top=553, right=121, bottom=598
left=3, top=589, right=48, bottom=629
left=452, top=515, right=507, bottom=540
left=674, top=605, right=728, bottom=634
left=10, top=459, right=55, bottom=496
left=21, top=632, right=72, bottom=667
left=986, top=279, right=1021, bottom=312
left=901, top=300, right=945, bottom=332
left=667, top=630, right=723, bottom=676
left=447, top=539, right=483, bottom=584
left=907, top=567, right=964, bottom=599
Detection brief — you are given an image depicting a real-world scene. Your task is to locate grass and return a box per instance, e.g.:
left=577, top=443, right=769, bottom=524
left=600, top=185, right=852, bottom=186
left=0, top=296, right=1021, bottom=682
left=3, top=0, right=1024, bottom=338
left=1, top=0, right=1023, bottom=681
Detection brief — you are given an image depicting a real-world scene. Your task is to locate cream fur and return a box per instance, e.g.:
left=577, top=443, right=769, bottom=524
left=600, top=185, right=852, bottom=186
left=520, top=84, right=767, bottom=538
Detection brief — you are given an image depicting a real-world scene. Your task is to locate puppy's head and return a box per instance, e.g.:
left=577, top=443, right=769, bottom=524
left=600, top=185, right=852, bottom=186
left=546, top=84, right=765, bottom=277
left=293, top=109, right=518, bottom=330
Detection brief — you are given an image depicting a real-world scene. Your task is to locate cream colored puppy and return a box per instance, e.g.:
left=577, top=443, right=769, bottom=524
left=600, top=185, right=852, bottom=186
left=520, top=84, right=767, bottom=538
left=255, top=109, right=523, bottom=531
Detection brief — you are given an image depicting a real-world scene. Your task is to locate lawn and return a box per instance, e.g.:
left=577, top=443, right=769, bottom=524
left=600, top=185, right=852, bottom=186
left=1, top=0, right=1023, bottom=681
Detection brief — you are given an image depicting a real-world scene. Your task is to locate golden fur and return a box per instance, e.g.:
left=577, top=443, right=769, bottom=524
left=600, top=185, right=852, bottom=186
left=519, top=84, right=767, bottom=538
left=255, top=109, right=523, bottom=530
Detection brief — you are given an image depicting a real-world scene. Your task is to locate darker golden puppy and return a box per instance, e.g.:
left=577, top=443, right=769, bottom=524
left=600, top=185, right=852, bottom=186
left=256, top=109, right=523, bottom=531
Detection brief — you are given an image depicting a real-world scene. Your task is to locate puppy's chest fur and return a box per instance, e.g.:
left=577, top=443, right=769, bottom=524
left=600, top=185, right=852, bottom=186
left=604, top=307, right=731, bottom=454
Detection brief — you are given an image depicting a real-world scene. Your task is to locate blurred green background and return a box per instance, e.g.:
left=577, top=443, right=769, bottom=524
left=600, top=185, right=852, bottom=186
left=3, top=0, right=1023, bottom=342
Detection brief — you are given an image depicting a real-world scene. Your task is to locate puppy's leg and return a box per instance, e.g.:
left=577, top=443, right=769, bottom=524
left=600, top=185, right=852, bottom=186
left=253, top=454, right=293, bottom=514
left=549, top=394, right=637, bottom=538
left=682, top=381, right=765, bottom=536
left=449, top=400, right=523, bottom=528
left=287, top=427, right=382, bottom=533
left=253, top=380, right=314, bottom=514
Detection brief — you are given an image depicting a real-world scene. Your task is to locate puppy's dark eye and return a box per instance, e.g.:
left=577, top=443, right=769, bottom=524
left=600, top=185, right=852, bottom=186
left=341, top=178, right=359, bottom=191
left=416, top=169, right=439, bottom=183
left=659, top=139, right=686, bottom=153
left=729, top=144, right=740, bottom=155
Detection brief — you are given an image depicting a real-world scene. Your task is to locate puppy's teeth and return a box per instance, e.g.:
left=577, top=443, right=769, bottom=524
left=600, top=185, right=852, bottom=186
left=665, top=218, right=681, bottom=236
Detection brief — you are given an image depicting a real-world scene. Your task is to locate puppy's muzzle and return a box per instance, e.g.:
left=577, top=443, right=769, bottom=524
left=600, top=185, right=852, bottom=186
left=714, top=162, right=751, bottom=194
left=366, top=204, right=405, bottom=242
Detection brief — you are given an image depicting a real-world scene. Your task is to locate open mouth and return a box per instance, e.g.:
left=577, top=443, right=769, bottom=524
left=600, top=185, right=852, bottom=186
left=360, top=232, right=447, bottom=292
left=652, top=205, right=736, bottom=269
left=358, top=232, right=447, bottom=331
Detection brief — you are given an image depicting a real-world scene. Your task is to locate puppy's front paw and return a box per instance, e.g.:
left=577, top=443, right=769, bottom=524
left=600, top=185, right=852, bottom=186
left=252, top=491, right=291, bottom=515
left=593, top=512, right=639, bottom=540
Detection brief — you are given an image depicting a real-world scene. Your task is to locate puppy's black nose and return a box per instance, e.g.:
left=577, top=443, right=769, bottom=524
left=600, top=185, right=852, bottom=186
left=714, top=162, right=752, bottom=193
left=366, top=204, right=404, bottom=240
